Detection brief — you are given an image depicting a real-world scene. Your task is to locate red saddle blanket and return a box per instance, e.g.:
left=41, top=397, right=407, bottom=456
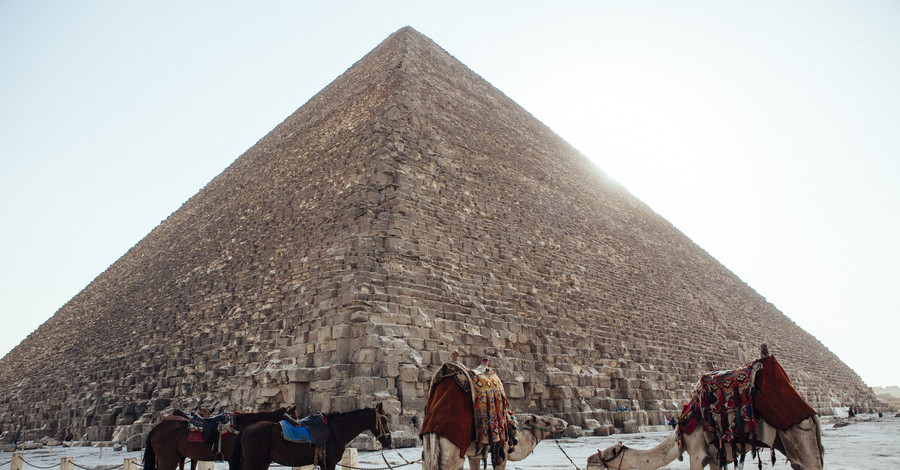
left=421, top=363, right=475, bottom=457
left=752, top=355, right=816, bottom=430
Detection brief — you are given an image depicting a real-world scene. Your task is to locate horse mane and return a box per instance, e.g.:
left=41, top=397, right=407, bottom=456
left=233, top=406, right=294, bottom=428
left=323, top=407, right=375, bottom=420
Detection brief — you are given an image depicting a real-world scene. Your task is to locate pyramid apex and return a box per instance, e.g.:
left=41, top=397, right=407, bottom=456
left=392, top=25, right=423, bottom=37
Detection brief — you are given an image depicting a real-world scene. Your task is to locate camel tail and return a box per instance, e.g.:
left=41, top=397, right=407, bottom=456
left=143, top=430, right=157, bottom=470
left=421, top=432, right=441, bottom=470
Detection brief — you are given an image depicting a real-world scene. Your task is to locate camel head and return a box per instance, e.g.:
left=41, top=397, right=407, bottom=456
left=587, top=442, right=626, bottom=469
left=520, top=414, right=567, bottom=436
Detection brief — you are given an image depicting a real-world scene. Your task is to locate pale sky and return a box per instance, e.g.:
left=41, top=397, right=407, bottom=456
left=1, top=2, right=898, bottom=388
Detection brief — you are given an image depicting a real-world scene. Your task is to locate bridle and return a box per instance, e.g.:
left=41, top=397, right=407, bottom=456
left=374, top=407, right=391, bottom=443
left=524, top=422, right=553, bottom=437
left=596, top=445, right=627, bottom=470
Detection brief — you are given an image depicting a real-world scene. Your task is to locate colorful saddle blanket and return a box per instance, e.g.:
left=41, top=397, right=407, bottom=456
left=421, top=362, right=475, bottom=458
left=280, top=420, right=314, bottom=443
left=472, top=369, right=513, bottom=450
left=676, top=360, right=760, bottom=469
left=421, top=361, right=518, bottom=467
left=677, top=355, right=817, bottom=468
left=280, top=413, right=329, bottom=446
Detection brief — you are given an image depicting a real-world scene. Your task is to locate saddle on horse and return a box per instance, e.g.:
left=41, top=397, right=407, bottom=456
left=280, top=412, right=329, bottom=447
left=188, top=412, right=236, bottom=461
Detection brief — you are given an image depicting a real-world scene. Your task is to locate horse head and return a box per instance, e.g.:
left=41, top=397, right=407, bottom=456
left=284, top=405, right=299, bottom=420
left=373, top=403, right=392, bottom=449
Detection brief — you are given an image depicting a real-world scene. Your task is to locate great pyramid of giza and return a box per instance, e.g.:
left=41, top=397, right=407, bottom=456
left=0, top=27, right=881, bottom=444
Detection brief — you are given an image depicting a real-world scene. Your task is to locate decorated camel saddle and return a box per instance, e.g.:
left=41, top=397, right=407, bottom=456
left=676, top=349, right=817, bottom=466
left=421, top=357, right=519, bottom=468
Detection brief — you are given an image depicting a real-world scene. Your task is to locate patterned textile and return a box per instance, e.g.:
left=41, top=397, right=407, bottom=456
left=472, top=369, right=514, bottom=467
left=695, top=361, right=760, bottom=443
left=676, top=359, right=762, bottom=467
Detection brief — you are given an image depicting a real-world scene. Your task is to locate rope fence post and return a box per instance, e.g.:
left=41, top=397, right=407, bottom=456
left=196, top=462, right=214, bottom=470
left=123, top=458, right=138, bottom=470
left=12, top=453, right=24, bottom=470
left=61, top=456, right=74, bottom=470
left=292, top=465, right=315, bottom=470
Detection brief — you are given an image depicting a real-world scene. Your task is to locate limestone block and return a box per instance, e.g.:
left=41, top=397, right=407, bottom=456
left=506, top=382, right=525, bottom=399
left=550, top=386, right=573, bottom=399
left=563, top=425, right=583, bottom=438
left=399, top=365, right=418, bottom=383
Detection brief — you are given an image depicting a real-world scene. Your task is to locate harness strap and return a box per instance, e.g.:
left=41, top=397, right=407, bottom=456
left=597, top=445, right=626, bottom=469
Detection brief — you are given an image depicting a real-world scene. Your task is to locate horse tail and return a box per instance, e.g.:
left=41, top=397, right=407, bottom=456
left=421, top=432, right=440, bottom=470
left=143, top=428, right=157, bottom=470
left=814, top=414, right=824, bottom=468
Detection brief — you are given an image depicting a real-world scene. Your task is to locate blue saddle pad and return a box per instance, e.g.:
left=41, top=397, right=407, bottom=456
left=280, top=420, right=313, bottom=444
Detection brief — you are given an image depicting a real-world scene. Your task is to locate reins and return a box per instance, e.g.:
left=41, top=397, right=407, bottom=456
left=555, top=440, right=583, bottom=470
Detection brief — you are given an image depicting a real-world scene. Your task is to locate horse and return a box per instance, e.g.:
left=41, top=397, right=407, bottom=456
left=237, top=403, right=392, bottom=470
left=143, top=406, right=298, bottom=470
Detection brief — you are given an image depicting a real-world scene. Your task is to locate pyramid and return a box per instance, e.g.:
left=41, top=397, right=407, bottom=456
left=0, top=27, right=881, bottom=443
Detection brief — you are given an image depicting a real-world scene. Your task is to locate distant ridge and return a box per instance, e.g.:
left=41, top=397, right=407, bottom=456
left=0, top=27, right=885, bottom=442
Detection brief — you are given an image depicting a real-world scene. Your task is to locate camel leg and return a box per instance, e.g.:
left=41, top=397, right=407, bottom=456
left=777, top=417, right=823, bottom=470
left=422, top=433, right=466, bottom=470
left=440, top=437, right=465, bottom=470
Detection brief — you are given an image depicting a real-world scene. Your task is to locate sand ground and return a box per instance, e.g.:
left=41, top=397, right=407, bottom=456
left=1, top=415, right=896, bottom=470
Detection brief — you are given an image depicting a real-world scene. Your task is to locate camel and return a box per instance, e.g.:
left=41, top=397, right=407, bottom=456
left=422, top=414, right=567, bottom=470
left=587, top=414, right=824, bottom=470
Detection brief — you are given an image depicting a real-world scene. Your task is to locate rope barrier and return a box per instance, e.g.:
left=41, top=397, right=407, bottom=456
left=71, top=463, right=123, bottom=470
left=556, top=440, right=583, bottom=470
left=18, top=458, right=59, bottom=469
left=6, top=455, right=133, bottom=470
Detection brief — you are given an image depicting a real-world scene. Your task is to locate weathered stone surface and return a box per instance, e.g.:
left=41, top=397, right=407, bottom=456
left=564, top=425, right=584, bottom=438
left=0, top=27, right=887, bottom=442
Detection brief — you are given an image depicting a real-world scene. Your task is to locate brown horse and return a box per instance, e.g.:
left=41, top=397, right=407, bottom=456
left=143, top=406, right=298, bottom=470
left=238, top=404, right=392, bottom=470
